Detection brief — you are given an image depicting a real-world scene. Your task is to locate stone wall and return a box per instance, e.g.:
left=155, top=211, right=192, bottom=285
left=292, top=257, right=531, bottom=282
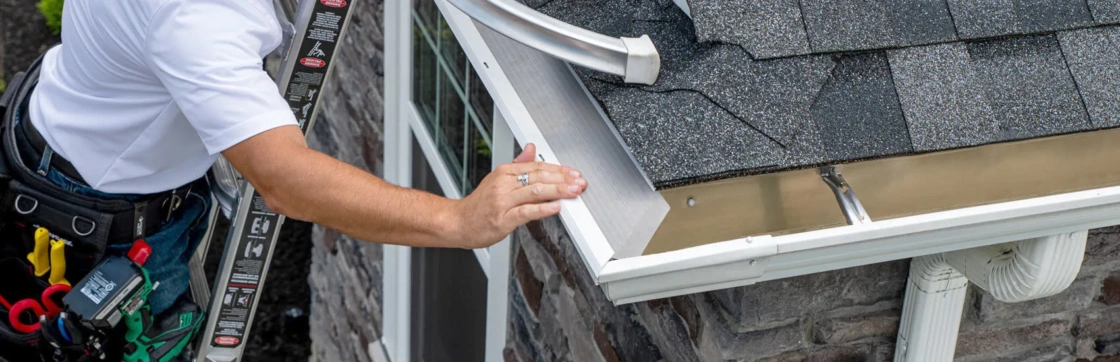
left=506, top=217, right=1120, bottom=362
left=305, top=0, right=386, bottom=361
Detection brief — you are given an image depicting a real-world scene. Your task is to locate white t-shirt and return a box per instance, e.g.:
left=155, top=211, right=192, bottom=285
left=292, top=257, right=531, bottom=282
left=29, top=0, right=298, bottom=194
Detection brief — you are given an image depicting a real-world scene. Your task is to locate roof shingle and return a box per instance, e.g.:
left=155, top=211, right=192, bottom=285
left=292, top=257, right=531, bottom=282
left=967, top=34, right=1090, bottom=141
left=525, top=0, right=1119, bottom=188
left=810, top=52, right=913, bottom=161
left=889, top=43, right=998, bottom=151
left=1090, top=0, right=1120, bottom=23
left=1059, top=26, right=1120, bottom=128
left=802, top=0, right=956, bottom=52
left=947, top=0, right=1095, bottom=39
left=687, top=0, right=810, bottom=59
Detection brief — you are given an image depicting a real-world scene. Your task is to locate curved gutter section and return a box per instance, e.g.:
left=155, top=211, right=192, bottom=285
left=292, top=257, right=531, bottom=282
left=895, top=255, right=968, bottom=362
left=445, top=0, right=661, bottom=84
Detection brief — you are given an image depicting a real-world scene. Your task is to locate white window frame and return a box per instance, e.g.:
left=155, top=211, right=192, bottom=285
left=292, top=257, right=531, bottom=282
left=381, top=1, right=512, bottom=361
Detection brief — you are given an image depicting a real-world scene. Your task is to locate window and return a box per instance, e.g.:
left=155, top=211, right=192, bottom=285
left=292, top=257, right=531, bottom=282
left=407, top=139, right=488, bottom=362
left=411, top=1, right=493, bottom=194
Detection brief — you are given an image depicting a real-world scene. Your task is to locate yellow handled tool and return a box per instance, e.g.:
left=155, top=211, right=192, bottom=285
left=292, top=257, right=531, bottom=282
left=49, top=239, right=69, bottom=286
left=27, top=227, right=51, bottom=277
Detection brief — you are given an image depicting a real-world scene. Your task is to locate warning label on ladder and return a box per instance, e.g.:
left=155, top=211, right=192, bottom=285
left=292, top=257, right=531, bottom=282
left=211, top=194, right=280, bottom=347
left=287, top=0, right=345, bottom=130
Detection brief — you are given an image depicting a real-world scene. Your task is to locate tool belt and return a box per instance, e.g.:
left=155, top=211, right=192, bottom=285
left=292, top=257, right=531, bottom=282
left=0, top=54, right=202, bottom=359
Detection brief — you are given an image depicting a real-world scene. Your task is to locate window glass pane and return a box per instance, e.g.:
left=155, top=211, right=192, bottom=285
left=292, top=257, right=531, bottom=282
left=468, top=71, right=494, bottom=135
left=409, top=246, right=486, bottom=362
left=412, top=24, right=437, bottom=124
left=412, top=0, right=439, bottom=36
left=466, top=116, right=492, bottom=192
left=437, top=71, right=465, bottom=173
left=438, top=17, right=468, bottom=83
left=410, top=0, right=495, bottom=196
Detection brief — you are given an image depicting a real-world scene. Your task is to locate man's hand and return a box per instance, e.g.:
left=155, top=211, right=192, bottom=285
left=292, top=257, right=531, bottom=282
left=450, top=144, right=587, bottom=249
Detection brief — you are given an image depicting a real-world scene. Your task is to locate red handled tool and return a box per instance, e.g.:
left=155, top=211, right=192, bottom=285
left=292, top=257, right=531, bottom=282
left=9, top=283, right=71, bottom=334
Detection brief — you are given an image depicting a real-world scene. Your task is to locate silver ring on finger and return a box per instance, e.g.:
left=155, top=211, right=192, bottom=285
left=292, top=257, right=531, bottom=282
left=517, top=172, right=530, bottom=187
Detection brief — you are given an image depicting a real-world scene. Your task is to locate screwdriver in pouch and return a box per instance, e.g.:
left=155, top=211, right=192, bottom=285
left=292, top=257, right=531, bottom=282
left=49, top=238, right=69, bottom=286
left=28, top=227, right=50, bottom=277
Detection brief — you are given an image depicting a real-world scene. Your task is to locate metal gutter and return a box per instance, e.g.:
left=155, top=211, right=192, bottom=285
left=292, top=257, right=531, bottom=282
left=600, top=185, right=1120, bottom=304
left=445, top=0, right=661, bottom=84
left=437, top=0, right=1120, bottom=308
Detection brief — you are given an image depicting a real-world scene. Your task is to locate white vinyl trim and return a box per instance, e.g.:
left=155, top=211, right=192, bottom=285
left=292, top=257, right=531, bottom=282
left=484, top=110, right=515, bottom=362
left=435, top=0, right=615, bottom=277
left=381, top=0, right=413, bottom=360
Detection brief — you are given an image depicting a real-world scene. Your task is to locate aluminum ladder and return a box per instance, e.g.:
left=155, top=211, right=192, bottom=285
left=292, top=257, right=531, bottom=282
left=185, top=0, right=357, bottom=360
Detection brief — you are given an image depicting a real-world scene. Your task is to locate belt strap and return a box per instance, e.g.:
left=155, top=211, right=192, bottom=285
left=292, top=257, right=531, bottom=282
left=18, top=88, right=84, bottom=183
left=1, top=53, right=201, bottom=245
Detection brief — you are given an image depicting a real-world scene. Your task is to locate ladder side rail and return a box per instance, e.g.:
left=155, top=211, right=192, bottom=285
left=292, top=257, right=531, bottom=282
left=196, top=0, right=358, bottom=360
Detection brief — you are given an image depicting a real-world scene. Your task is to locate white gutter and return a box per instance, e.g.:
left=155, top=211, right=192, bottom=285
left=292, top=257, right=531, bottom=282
left=436, top=0, right=1120, bottom=309
left=445, top=0, right=660, bottom=84
left=894, top=232, right=1088, bottom=361
left=599, top=186, right=1120, bottom=304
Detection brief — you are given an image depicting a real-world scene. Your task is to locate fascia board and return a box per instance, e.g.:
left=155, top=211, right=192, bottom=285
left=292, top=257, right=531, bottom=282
left=435, top=0, right=617, bottom=275
left=600, top=185, right=1120, bottom=304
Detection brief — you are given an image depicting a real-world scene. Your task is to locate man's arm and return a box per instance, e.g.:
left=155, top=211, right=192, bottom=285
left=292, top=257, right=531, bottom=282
left=222, top=125, right=587, bottom=249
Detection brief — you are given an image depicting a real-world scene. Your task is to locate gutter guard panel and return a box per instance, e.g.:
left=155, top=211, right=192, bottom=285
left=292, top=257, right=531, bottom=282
left=446, top=0, right=660, bottom=84
left=436, top=1, right=670, bottom=273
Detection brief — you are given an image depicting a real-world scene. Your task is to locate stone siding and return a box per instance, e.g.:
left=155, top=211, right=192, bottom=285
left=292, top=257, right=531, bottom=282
left=506, top=217, right=1120, bottom=362
left=305, top=0, right=386, bottom=361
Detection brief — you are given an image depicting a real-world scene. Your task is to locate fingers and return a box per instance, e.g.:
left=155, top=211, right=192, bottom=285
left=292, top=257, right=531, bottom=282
left=505, top=202, right=561, bottom=226
left=526, top=168, right=586, bottom=187
left=513, top=143, right=537, bottom=163
left=507, top=181, right=585, bottom=206
left=506, top=161, right=581, bottom=180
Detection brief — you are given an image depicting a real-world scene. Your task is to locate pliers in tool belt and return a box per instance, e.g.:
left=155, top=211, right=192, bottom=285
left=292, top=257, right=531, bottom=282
left=9, top=284, right=71, bottom=334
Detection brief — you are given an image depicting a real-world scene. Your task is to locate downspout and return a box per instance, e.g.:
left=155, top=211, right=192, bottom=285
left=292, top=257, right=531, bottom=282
left=895, top=231, right=1088, bottom=361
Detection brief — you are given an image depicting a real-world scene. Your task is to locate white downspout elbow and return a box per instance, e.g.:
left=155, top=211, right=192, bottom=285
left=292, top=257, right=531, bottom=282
left=895, top=231, right=1088, bottom=361
left=944, top=231, right=1087, bottom=303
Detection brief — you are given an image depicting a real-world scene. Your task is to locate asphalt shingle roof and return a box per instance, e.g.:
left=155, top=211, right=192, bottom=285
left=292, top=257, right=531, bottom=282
left=527, top=0, right=1120, bottom=188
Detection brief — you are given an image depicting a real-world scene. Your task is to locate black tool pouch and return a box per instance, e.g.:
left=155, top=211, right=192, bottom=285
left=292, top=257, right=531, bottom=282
left=0, top=54, right=134, bottom=356
left=0, top=55, right=146, bottom=275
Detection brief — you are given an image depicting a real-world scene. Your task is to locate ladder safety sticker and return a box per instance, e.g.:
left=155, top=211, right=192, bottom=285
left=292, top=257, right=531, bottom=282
left=210, top=193, right=279, bottom=348
left=287, top=0, right=345, bottom=129
left=214, top=337, right=239, bottom=346
left=299, top=57, right=326, bottom=68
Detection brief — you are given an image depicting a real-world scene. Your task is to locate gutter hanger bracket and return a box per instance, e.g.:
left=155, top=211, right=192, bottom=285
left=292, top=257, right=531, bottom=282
left=821, top=166, right=871, bottom=225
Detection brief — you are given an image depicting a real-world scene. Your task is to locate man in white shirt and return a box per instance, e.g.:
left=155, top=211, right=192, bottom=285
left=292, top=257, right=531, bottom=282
left=10, top=0, right=585, bottom=333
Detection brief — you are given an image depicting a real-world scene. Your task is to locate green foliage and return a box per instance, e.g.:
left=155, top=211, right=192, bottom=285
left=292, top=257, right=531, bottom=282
left=0, top=77, right=6, bottom=94
left=38, top=0, right=64, bottom=35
